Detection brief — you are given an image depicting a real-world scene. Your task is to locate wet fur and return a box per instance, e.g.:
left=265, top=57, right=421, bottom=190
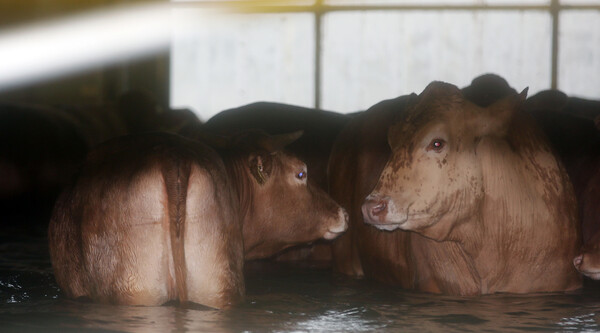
left=330, top=82, right=581, bottom=295
left=49, top=131, right=347, bottom=308
left=49, top=134, right=244, bottom=308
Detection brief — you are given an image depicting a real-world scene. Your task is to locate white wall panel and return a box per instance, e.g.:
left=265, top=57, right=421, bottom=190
left=170, top=10, right=315, bottom=120
left=559, top=11, right=600, bottom=98
left=321, top=11, right=551, bottom=112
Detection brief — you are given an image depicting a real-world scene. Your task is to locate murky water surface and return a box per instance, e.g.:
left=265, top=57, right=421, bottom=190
left=2, top=225, right=600, bottom=332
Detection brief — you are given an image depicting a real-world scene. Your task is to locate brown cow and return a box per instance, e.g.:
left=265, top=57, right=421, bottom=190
left=328, top=73, right=517, bottom=281
left=458, top=76, right=600, bottom=284
left=201, top=102, right=354, bottom=262
left=362, top=81, right=582, bottom=293
left=48, top=131, right=347, bottom=309
left=331, top=81, right=582, bottom=295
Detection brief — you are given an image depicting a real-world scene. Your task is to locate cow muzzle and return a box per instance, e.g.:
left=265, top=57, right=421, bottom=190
left=323, top=208, right=349, bottom=240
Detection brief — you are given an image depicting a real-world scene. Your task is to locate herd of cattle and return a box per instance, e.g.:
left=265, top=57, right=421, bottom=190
left=2, top=74, right=600, bottom=309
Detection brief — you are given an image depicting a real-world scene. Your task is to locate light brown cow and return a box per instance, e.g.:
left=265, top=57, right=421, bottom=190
left=48, top=131, right=347, bottom=309
left=359, top=81, right=581, bottom=294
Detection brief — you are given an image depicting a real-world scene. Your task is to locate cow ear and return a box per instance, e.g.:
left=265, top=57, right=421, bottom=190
left=256, top=130, right=303, bottom=153
left=248, top=154, right=272, bottom=185
left=471, top=88, right=527, bottom=138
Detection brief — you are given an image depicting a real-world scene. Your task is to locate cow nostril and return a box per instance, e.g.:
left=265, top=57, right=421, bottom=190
left=573, top=254, right=583, bottom=269
left=371, top=201, right=387, bottom=216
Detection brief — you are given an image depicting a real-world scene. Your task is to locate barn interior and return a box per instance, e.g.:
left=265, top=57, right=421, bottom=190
left=1, top=0, right=600, bottom=331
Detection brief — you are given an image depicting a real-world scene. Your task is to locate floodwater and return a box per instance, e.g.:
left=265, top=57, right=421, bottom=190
left=2, top=224, right=600, bottom=333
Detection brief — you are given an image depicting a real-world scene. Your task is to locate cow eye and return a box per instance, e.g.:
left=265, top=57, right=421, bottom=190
left=428, top=138, right=446, bottom=152
left=296, top=170, right=307, bottom=180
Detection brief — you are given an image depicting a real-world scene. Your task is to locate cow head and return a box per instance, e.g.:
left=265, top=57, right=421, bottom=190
left=362, top=81, right=526, bottom=241
left=227, top=130, right=348, bottom=259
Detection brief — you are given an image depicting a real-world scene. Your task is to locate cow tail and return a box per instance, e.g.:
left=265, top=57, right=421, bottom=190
left=162, top=158, right=192, bottom=303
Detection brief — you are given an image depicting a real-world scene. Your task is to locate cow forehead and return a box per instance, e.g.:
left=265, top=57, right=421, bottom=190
left=388, top=107, right=451, bottom=151
left=389, top=83, right=483, bottom=139
left=273, top=151, right=305, bottom=170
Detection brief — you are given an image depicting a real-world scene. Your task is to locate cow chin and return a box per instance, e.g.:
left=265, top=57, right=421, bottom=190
left=369, top=222, right=404, bottom=232
left=363, top=209, right=409, bottom=231
left=582, top=271, right=600, bottom=280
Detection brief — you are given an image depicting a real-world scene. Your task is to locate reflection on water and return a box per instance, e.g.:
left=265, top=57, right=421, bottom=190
left=2, top=225, right=600, bottom=332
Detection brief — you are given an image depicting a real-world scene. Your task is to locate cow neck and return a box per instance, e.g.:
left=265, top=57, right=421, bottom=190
left=459, top=131, right=579, bottom=292
left=216, top=148, right=254, bottom=228
left=444, top=211, right=486, bottom=289
left=445, top=206, right=485, bottom=251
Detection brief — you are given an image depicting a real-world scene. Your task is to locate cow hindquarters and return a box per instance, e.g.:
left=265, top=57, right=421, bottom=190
left=181, top=164, right=244, bottom=309
left=78, top=167, right=174, bottom=305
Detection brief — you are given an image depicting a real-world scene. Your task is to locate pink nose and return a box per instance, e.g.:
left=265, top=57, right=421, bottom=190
left=362, top=196, right=389, bottom=224
left=370, top=201, right=387, bottom=216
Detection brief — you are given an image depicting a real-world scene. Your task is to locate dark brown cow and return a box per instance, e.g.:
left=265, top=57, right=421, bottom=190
left=117, top=90, right=202, bottom=135
left=48, top=131, right=347, bottom=309
left=574, top=174, right=600, bottom=280
left=523, top=91, right=600, bottom=281
left=331, top=81, right=581, bottom=294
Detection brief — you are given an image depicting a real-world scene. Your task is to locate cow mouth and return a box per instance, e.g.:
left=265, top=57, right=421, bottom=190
left=367, top=213, right=439, bottom=231
left=323, top=229, right=344, bottom=240
left=577, top=268, right=600, bottom=280
left=370, top=222, right=405, bottom=231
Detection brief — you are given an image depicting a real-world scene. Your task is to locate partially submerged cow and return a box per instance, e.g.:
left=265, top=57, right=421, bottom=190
left=331, top=81, right=582, bottom=294
left=201, top=102, right=354, bottom=262
left=48, top=131, right=347, bottom=309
